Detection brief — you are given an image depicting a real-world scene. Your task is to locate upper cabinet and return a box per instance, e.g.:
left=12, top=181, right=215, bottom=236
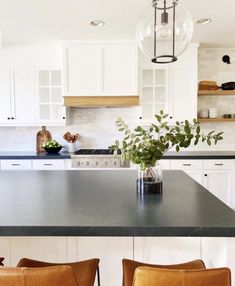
left=0, top=45, right=65, bottom=126
left=63, top=41, right=138, bottom=96
left=139, top=43, right=198, bottom=124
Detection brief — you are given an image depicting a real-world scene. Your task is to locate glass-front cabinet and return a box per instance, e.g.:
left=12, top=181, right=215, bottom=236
left=140, top=67, right=170, bottom=122
left=38, top=70, right=66, bottom=124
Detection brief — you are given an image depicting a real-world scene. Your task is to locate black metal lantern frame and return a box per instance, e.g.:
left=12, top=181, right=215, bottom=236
left=152, top=0, right=178, bottom=64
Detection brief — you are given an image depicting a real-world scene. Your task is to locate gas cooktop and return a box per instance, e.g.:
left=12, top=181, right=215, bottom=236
left=75, top=149, right=121, bottom=155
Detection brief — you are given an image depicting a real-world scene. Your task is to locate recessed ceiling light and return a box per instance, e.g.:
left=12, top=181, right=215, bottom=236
left=196, top=18, right=212, bottom=25
left=89, top=20, right=105, bottom=27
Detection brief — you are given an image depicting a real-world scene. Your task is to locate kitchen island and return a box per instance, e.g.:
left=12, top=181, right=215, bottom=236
left=0, top=169, right=234, bottom=236
left=0, top=169, right=235, bottom=286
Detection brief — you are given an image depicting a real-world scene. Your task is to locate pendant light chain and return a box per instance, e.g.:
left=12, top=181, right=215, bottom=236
left=172, top=1, right=176, bottom=57
left=153, top=2, right=157, bottom=58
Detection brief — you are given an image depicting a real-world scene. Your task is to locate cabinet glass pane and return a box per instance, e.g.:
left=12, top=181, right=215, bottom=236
left=51, top=105, right=62, bottom=120
left=39, top=88, right=50, bottom=103
left=51, top=87, right=62, bottom=103
left=155, top=104, right=165, bottom=114
left=39, top=71, right=49, bottom=86
left=39, top=105, right=50, bottom=120
left=142, top=105, right=153, bottom=120
left=155, top=87, right=166, bottom=102
left=51, top=70, right=62, bottom=86
left=155, top=70, right=166, bottom=85
left=142, top=70, right=153, bottom=86
left=142, top=87, right=153, bottom=102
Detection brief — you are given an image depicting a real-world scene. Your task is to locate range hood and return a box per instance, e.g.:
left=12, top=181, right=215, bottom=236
left=63, top=96, right=139, bottom=107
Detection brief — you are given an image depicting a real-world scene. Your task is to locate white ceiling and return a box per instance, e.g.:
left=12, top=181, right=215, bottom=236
left=0, top=0, right=233, bottom=47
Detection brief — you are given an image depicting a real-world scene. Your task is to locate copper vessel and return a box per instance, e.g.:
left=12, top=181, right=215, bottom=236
left=36, top=126, right=52, bottom=152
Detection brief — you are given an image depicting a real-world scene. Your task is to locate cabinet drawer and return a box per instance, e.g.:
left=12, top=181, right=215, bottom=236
left=171, top=160, right=203, bottom=170
left=203, top=160, right=233, bottom=170
left=1, top=160, right=32, bottom=170
left=32, top=160, right=65, bottom=170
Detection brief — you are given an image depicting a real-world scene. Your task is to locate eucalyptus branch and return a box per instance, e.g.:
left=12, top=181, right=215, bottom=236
left=110, top=111, right=223, bottom=170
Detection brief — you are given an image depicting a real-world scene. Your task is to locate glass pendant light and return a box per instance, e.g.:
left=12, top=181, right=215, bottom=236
left=136, top=0, right=193, bottom=63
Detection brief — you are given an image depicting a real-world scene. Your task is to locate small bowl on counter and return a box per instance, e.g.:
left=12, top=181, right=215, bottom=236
left=43, top=146, right=63, bottom=154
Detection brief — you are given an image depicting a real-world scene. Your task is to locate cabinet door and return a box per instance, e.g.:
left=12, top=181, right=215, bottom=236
left=170, top=160, right=203, bottom=184
left=64, top=45, right=100, bottom=95
left=0, top=67, right=11, bottom=123
left=134, top=237, right=201, bottom=264
left=139, top=67, right=170, bottom=122
left=11, top=68, right=37, bottom=123
left=1, top=160, right=32, bottom=170
left=202, top=170, right=231, bottom=206
left=170, top=66, right=197, bottom=122
left=102, top=44, right=137, bottom=95
left=67, top=237, right=133, bottom=286
left=32, top=159, right=65, bottom=170
left=38, top=69, right=66, bottom=124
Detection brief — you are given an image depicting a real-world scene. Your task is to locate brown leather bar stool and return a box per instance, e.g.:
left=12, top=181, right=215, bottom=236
left=132, top=266, right=231, bottom=286
left=0, top=257, right=4, bottom=266
left=17, top=257, right=100, bottom=286
left=0, top=265, right=78, bottom=286
left=122, top=258, right=206, bottom=286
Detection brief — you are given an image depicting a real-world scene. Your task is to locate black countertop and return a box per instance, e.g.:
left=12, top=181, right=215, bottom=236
left=0, top=170, right=235, bottom=237
left=0, top=151, right=235, bottom=160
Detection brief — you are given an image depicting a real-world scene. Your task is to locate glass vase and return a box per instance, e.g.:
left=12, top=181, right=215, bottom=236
left=136, top=161, right=163, bottom=194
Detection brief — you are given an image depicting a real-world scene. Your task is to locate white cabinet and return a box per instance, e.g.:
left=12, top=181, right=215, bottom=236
left=0, top=160, right=32, bottom=170
left=0, top=45, right=64, bottom=126
left=134, top=237, right=201, bottom=264
left=139, top=67, right=170, bottom=121
left=202, top=160, right=233, bottom=206
left=0, top=66, right=11, bottom=123
left=32, top=159, right=65, bottom=170
left=63, top=42, right=138, bottom=96
left=37, top=69, right=66, bottom=124
left=139, top=43, right=198, bottom=123
left=169, top=158, right=234, bottom=207
left=170, top=159, right=203, bottom=184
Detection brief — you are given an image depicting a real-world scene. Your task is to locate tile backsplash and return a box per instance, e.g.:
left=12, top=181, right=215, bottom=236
left=1, top=46, right=235, bottom=152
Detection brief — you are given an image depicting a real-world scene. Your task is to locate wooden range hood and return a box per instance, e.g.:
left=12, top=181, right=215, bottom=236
left=64, top=96, right=139, bottom=107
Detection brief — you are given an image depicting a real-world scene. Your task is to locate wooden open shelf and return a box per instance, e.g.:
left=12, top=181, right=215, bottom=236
left=198, top=118, right=235, bottom=122
left=198, top=89, right=235, bottom=96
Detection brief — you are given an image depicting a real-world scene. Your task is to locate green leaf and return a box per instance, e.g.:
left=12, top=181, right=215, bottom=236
left=207, top=138, right=211, bottom=146
left=196, top=125, right=200, bottom=134
left=118, top=128, right=125, bottom=132
left=155, top=115, right=162, bottom=122
left=176, top=145, right=180, bottom=152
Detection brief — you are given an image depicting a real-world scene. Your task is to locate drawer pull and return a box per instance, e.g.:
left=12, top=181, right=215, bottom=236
left=214, top=163, right=223, bottom=166
left=43, top=163, right=53, bottom=166
left=183, top=163, right=191, bottom=166
left=11, top=163, right=20, bottom=166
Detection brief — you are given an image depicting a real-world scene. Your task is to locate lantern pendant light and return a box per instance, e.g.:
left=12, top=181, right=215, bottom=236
left=136, top=0, right=193, bottom=64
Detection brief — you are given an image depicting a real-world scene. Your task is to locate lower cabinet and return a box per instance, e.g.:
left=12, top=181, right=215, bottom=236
left=32, top=159, right=65, bottom=170
left=0, top=160, right=32, bottom=170
left=170, top=159, right=234, bottom=208
left=134, top=237, right=201, bottom=264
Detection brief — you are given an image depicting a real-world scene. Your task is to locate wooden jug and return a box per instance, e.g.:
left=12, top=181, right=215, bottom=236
left=36, top=126, right=52, bottom=152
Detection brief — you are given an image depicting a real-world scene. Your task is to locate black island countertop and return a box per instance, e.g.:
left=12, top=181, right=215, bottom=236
left=0, top=150, right=235, bottom=160
left=0, top=170, right=235, bottom=237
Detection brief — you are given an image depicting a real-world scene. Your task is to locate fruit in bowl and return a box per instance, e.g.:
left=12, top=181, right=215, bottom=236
left=42, top=140, right=63, bottom=154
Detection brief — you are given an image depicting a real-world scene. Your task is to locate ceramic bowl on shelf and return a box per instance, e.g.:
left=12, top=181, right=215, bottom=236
left=43, top=146, right=62, bottom=154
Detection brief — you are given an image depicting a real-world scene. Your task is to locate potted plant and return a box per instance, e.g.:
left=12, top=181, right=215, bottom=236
left=110, top=111, right=223, bottom=194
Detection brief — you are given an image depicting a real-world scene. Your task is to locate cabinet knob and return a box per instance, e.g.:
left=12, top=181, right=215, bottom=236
left=11, top=117, right=14, bottom=120
left=63, top=116, right=66, bottom=119
left=139, top=117, right=142, bottom=120
left=170, top=116, right=173, bottom=119
left=7, top=117, right=10, bottom=120
left=204, top=174, right=208, bottom=177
